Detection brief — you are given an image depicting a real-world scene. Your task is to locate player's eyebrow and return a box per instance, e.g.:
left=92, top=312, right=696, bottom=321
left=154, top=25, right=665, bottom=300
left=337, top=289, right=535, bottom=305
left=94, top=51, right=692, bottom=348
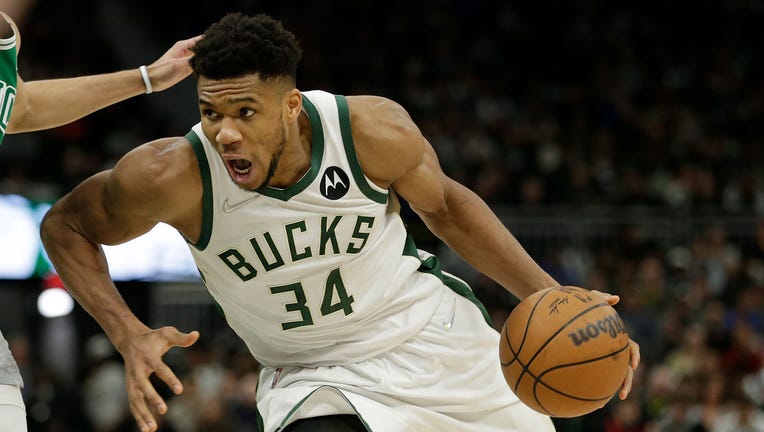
left=198, top=95, right=260, bottom=106
left=228, top=96, right=259, bottom=104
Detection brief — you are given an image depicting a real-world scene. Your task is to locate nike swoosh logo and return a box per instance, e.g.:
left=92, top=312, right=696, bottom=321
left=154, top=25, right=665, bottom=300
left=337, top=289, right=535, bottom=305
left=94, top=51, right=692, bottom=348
left=441, top=296, right=457, bottom=331
left=222, top=195, right=259, bottom=213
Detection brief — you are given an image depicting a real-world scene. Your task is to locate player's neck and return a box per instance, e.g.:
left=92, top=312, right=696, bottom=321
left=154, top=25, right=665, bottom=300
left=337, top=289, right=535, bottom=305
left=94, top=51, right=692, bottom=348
left=268, top=111, right=313, bottom=188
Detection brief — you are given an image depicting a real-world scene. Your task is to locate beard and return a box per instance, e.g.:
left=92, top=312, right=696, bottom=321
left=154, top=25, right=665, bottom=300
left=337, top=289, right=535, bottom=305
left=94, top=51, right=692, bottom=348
left=255, top=125, right=288, bottom=190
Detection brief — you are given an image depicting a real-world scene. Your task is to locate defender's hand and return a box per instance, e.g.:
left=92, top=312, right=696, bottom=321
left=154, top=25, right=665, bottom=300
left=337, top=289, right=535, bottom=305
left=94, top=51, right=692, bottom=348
left=145, top=35, right=202, bottom=92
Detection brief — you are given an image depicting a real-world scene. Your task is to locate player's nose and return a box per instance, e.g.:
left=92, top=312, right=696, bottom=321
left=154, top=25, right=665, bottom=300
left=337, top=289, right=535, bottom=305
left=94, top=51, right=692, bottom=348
left=216, top=117, right=243, bottom=147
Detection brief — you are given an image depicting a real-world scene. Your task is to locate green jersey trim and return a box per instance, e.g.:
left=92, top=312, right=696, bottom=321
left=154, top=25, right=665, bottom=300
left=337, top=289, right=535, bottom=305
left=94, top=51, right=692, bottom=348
left=255, top=96, right=324, bottom=201
left=275, top=385, right=372, bottom=432
left=187, top=130, right=214, bottom=251
left=0, top=33, right=15, bottom=50
left=402, top=234, right=492, bottom=326
left=334, top=95, right=388, bottom=204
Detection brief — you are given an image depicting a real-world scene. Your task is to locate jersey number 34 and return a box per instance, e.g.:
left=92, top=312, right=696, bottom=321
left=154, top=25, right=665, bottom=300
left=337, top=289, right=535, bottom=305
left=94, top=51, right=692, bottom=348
left=270, top=268, right=355, bottom=330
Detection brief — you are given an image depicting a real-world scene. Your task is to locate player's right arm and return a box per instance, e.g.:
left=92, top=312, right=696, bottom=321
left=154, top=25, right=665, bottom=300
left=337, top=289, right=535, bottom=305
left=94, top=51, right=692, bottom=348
left=40, top=137, right=201, bottom=432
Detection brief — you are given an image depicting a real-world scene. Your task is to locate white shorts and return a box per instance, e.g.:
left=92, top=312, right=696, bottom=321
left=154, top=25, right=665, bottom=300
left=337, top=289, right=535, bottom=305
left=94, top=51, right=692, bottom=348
left=0, top=384, right=27, bottom=432
left=256, top=287, right=555, bottom=432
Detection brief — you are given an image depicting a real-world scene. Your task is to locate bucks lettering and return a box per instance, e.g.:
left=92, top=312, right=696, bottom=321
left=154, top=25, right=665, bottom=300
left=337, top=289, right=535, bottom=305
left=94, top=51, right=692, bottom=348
left=218, top=215, right=375, bottom=281
left=567, top=313, right=627, bottom=346
left=214, top=215, right=371, bottom=330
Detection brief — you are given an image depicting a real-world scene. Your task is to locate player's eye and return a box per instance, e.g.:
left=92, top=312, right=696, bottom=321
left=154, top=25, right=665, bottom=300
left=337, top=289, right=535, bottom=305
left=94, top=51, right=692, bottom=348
left=240, top=108, right=255, bottom=117
left=202, top=109, right=220, bottom=120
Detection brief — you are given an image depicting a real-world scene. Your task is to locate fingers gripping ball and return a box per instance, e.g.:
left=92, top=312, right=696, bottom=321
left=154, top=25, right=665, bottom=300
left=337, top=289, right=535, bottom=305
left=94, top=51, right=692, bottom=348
left=499, top=286, right=630, bottom=417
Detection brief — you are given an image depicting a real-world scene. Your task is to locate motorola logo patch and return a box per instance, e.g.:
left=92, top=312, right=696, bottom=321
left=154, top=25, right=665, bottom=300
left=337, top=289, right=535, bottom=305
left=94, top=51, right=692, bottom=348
left=320, top=166, right=350, bottom=200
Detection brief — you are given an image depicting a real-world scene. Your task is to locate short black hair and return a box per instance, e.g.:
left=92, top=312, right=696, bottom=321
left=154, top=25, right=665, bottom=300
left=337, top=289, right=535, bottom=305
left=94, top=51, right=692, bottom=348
left=190, top=13, right=302, bottom=83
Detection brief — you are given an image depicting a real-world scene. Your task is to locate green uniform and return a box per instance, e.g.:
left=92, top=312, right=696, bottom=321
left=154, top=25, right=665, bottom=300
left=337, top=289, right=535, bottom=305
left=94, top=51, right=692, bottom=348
left=0, top=22, right=23, bottom=389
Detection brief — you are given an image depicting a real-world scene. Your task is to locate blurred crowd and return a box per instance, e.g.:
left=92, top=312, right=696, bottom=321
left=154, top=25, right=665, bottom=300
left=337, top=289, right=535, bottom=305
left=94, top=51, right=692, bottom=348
left=1, top=0, right=764, bottom=431
left=4, top=0, right=764, bottom=213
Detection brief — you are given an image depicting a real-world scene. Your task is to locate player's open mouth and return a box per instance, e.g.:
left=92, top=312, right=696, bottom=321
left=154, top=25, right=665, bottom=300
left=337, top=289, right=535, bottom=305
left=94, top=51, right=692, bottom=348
left=228, top=159, right=252, bottom=175
left=223, top=157, right=255, bottom=184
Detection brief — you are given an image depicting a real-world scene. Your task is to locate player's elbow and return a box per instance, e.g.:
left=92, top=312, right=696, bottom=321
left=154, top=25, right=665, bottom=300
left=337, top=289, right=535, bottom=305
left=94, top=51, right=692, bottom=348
left=5, top=102, right=33, bottom=133
left=40, top=187, right=90, bottom=246
left=39, top=201, right=68, bottom=251
left=415, top=178, right=475, bottom=229
left=410, top=190, right=454, bottom=233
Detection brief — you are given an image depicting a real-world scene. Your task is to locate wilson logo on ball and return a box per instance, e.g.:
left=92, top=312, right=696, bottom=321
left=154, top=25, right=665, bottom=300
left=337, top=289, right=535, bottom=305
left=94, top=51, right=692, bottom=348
left=567, top=313, right=627, bottom=347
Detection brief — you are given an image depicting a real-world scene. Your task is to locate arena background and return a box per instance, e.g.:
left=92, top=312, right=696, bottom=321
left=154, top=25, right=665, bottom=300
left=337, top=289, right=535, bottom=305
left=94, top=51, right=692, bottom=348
left=1, top=1, right=764, bottom=431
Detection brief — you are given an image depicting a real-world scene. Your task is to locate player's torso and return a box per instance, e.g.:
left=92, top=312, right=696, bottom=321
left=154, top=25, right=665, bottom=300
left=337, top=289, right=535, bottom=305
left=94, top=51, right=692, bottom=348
left=186, top=90, right=442, bottom=366
left=0, top=28, right=18, bottom=142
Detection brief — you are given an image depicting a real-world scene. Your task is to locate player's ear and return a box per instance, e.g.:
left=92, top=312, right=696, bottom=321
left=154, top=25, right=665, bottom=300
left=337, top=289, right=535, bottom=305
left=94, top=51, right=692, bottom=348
left=285, top=88, right=302, bottom=121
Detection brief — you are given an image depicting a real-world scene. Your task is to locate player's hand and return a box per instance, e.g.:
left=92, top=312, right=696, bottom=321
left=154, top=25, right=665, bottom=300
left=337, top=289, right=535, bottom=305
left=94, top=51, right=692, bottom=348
left=120, top=326, right=199, bottom=432
left=145, top=35, right=202, bottom=92
left=590, top=290, right=641, bottom=400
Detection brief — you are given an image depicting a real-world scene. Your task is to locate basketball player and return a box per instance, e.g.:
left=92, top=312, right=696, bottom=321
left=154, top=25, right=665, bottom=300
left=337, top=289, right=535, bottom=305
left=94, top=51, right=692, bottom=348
left=40, top=13, right=640, bottom=432
left=1, top=10, right=199, bottom=432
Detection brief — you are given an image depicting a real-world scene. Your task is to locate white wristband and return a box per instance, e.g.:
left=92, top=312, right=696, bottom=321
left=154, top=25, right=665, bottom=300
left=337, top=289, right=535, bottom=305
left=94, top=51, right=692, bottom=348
left=139, top=65, right=153, bottom=94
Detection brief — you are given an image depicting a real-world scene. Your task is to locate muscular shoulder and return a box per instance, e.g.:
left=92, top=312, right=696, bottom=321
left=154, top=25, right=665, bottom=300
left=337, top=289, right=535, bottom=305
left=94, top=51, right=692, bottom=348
left=107, top=136, right=199, bottom=224
left=345, top=95, right=425, bottom=187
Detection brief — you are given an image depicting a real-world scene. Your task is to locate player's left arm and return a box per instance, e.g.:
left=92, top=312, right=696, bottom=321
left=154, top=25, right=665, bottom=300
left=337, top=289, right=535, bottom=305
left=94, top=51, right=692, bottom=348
left=6, top=24, right=201, bottom=133
left=349, top=95, right=556, bottom=300
left=349, top=95, right=639, bottom=398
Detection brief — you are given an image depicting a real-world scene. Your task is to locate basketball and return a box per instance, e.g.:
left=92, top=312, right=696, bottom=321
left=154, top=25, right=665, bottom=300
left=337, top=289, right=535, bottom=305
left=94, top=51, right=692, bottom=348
left=499, top=286, right=631, bottom=417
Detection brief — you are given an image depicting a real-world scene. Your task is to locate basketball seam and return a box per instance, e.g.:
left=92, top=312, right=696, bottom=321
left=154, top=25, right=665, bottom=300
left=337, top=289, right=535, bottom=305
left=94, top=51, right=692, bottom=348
left=518, top=299, right=610, bottom=415
left=526, top=301, right=610, bottom=370
left=501, top=326, right=517, bottom=367
left=507, top=288, right=558, bottom=393
left=532, top=340, right=631, bottom=415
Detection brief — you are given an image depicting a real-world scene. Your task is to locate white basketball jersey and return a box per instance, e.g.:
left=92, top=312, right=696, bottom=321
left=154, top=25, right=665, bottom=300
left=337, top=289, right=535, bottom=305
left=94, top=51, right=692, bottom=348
left=185, top=90, right=487, bottom=367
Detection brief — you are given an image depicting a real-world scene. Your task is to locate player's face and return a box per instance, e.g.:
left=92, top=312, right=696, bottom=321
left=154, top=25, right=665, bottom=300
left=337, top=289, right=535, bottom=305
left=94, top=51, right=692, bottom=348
left=197, top=74, right=295, bottom=191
